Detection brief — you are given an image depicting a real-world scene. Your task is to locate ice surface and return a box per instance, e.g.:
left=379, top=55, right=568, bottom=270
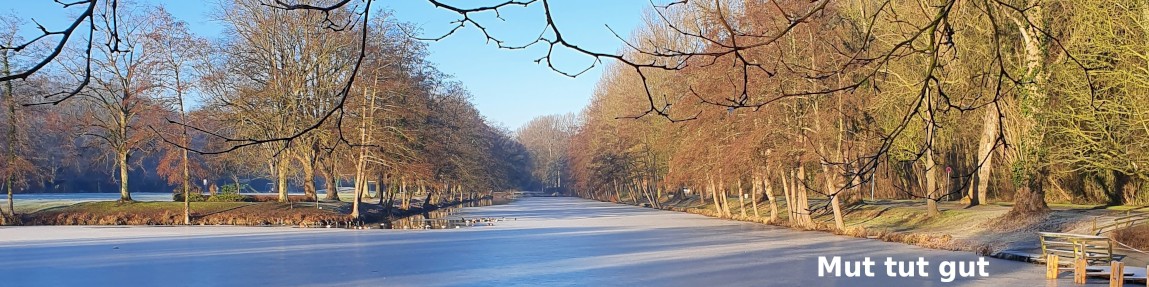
left=0, top=198, right=1108, bottom=286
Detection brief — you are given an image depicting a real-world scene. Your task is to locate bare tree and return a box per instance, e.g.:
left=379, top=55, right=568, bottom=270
left=147, top=7, right=210, bottom=223
left=67, top=3, right=167, bottom=202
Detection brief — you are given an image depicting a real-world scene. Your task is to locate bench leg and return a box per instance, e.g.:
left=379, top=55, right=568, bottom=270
left=1047, top=254, right=1061, bottom=278
left=1110, top=261, right=1124, bottom=287
left=1075, top=258, right=1087, bottom=284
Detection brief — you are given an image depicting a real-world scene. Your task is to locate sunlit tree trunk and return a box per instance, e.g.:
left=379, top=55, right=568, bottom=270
left=822, top=162, right=845, bottom=230
left=764, top=169, right=778, bottom=222
left=751, top=172, right=761, bottom=218
left=708, top=176, right=722, bottom=217
left=117, top=144, right=131, bottom=202
left=300, top=153, right=317, bottom=201
left=737, top=179, right=746, bottom=218
left=794, top=162, right=811, bottom=227
left=401, top=177, right=410, bottom=210
left=780, top=170, right=793, bottom=224
left=924, top=89, right=940, bottom=217
left=177, top=81, right=191, bottom=225
left=971, top=107, right=996, bottom=206
left=719, top=179, right=731, bottom=218
left=322, top=158, right=339, bottom=201
left=276, top=155, right=289, bottom=202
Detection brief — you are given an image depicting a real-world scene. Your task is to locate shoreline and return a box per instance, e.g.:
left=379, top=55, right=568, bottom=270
left=4, top=193, right=508, bottom=228
left=587, top=196, right=1149, bottom=267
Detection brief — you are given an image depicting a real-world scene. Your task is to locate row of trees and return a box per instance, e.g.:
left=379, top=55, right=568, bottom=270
left=0, top=1, right=532, bottom=222
left=514, top=113, right=577, bottom=194
left=548, top=0, right=1149, bottom=229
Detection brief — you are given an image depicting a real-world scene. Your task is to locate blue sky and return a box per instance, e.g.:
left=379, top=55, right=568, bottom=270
left=5, top=0, right=658, bottom=130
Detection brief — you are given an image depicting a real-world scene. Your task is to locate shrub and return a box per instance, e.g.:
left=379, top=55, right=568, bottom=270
left=1112, top=224, right=1149, bottom=250
left=208, top=184, right=247, bottom=202
left=248, top=194, right=313, bottom=202
left=172, top=187, right=206, bottom=202
left=207, top=193, right=247, bottom=202
left=220, top=183, right=247, bottom=194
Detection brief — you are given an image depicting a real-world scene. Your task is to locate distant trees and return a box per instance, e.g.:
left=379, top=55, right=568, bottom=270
left=515, top=113, right=576, bottom=194
left=0, top=1, right=532, bottom=222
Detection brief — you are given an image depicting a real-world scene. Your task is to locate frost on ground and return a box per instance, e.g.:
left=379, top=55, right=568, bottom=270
left=0, top=198, right=1108, bottom=286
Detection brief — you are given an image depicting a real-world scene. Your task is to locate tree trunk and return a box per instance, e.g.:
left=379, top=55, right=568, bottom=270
left=780, top=170, right=793, bottom=224
left=794, top=163, right=811, bottom=227
left=925, top=152, right=940, bottom=217
left=384, top=179, right=397, bottom=215
left=182, top=147, right=190, bottom=225
left=751, top=173, right=761, bottom=219
left=276, top=156, right=289, bottom=203
left=969, top=108, right=997, bottom=205
left=323, top=161, right=339, bottom=201
left=301, top=156, right=317, bottom=201
left=708, top=176, right=722, bottom=217
left=924, top=87, right=940, bottom=217
left=613, top=179, right=622, bottom=203
left=764, top=170, right=778, bottom=222
left=118, top=149, right=131, bottom=202
left=822, top=164, right=845, bottom=230
left=737, top=179, right=746, bottom=218
left=351, top=188, right=361, bottom=219
left=719, top=180, right=731, bottom=218
left=972, top=110, right=994, bottom=205
left=378, top=172, right=387, bottom=205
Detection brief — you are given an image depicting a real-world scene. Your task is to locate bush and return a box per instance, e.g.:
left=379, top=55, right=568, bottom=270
left=1113, top=224, right=1149, bottom=250
left=208, top=184, right=247, bottom=202
left=172, top=187, right=206, bottom=202
left=220, top=183, right=246, bottom=194
left=248, top=194, right=313, bottom=202
left=207, top=192, right=247, bottom=202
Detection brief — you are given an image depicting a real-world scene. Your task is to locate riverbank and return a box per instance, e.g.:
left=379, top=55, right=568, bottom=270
left=5, top=193, right=506, bottom=227
left=601, top=195, right=1149, bottom=267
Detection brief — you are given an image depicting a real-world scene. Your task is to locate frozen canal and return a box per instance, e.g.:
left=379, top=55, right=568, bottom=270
left=0, top=197, right=1100, bottom=286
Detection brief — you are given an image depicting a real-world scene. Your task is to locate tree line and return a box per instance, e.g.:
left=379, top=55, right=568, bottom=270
left=513, top=0, right=1149, bottom=229
left=0, top=1, right=533, bottom=222
left=5, top=0, right=1148, bottom=228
